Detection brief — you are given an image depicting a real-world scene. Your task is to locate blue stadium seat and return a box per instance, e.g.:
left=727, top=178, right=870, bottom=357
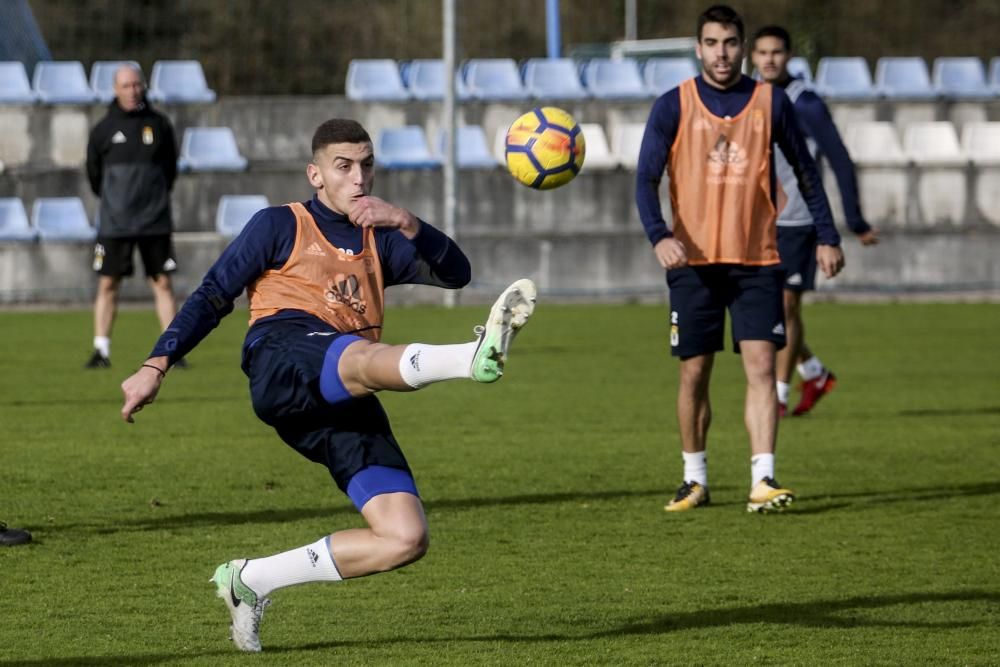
left=815, top=57, right=876, bottom=101
left=216, top=195, right=269, bottom=237
left=0, top=197, right=36, bottom=241
left=31, top=197, right=95, bottom=241
left=521, top=58, right=588, bottom=100
left=375, top=126, right=440, bottom=169
left=0, top=61, right=37, bottom=103
left=991, top=57, right=1000, bottom=93
left=90, top=60, right=141, bottom=103
left=345, top=59, right=410, bottom=101
left=435, top=125, right=497, bottom=168
left=463, top=59, right=528, bottom=101
left=581, top=58, right=648, bottom=99
left=787, top=56, right=813, bottom=83
left=933, top=57, right=991, bottom=99
left=148, top=60, right=216, bottom=103
left=875, top=57, right=936, bottom=99
left=32, top=61, right=96, bottom=104
left=400, top=59, right=470, bottom=101
left=643, top=57, right=697, bottom=96
left=178, top=127, right=248, bottom=171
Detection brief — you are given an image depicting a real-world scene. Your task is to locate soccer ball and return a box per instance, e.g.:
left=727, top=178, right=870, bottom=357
left=505, top=107, right=586, bottom=190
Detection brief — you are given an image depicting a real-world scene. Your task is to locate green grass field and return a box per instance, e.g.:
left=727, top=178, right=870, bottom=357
left=1, top=302, right=998, bottom=666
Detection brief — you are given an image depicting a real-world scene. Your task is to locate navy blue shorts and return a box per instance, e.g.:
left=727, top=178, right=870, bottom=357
left=666, top=264, right=786, bottom=358
left=241, top=320, right=416, bottom=504
left=777, top=225, right=817, bottom=292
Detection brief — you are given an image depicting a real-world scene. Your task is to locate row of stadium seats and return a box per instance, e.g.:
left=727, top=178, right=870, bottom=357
left=347, top=57, right=698, bottom=101
left=0, top=60, right=216, bottom=105
left=347, top=56, right=1000, bottom=103
left=812, top=56, right=1000, bottom=101
left=373, top=120, right=1000, bottom=171
left=0, top=194, right=269, bottom=241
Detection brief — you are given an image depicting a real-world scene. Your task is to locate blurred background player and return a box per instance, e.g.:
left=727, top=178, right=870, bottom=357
left=119, top=118, right=536, bottom=652
left=85, top=63, right=180, bottom=369
left=0, top=522, right=31, bottom=547
left=751, top=25, right=880, bottom=416
left=636, top=5, right=844, bottom=512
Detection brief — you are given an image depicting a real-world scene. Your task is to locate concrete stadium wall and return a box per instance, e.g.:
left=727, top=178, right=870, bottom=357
left=1, top=96, right=1000, bottom=305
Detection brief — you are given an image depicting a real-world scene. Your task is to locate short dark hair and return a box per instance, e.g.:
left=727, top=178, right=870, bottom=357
left=752, top=25, right=792, bottom=51
left=697, top=4, right=745, bottom=43
left=311, top=119, right=371, bottom=155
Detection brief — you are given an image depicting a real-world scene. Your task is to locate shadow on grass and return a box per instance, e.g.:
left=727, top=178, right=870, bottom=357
left=0, top=394, right=246, bottom=408
left=58, top=479, right=1000, bottom=533
left=897, top=405, right=1000, bottom=417
left=589, top=590, right=999, bottom=637
left=797, top=480, right=1000, bottom=515
left=61, top=487, right=669, bottom=534
left=9, top=590, right=993, bottom=664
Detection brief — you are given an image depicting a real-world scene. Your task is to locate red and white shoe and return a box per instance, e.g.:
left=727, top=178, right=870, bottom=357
left=792, top=370, right=837, bottom=416
left=778, top=402, right=788, bottom=418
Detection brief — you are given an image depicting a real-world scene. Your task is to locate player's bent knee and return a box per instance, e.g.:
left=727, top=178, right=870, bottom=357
left=389, top=525, right=430, bottom=566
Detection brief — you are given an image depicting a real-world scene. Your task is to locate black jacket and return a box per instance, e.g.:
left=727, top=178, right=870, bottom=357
left=86, top=99, right=178, bottom=237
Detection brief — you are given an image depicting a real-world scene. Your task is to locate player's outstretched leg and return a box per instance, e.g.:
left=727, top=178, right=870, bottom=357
left=210, top=559, right=272, bottom=652
left=470, top=278, right=537, bottom=383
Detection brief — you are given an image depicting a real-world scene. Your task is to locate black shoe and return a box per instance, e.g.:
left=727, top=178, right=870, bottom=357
left=0, top=522, right=31, bottom=546
left=173, top=357, right=189, bottom=370
left=84, top=350, right=111, bottom=369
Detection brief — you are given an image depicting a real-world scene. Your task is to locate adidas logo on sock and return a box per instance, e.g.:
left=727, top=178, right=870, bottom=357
left=306, top=548, right=319, bottom=566
left=409, top=351, right=421, bottom=371
left=305, top=242, right=326, bottom=257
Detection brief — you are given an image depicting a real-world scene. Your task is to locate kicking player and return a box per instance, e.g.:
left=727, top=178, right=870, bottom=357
left=120, top=118, right=536, bottom=652
left=751, top=25, right=879, bottom=416
left=636, top=5, right=844, bottom=513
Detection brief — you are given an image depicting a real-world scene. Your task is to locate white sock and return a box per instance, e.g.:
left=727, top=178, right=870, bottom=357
left=240, top=536, right=342, bottom=597
left=94, top=336, right=110, bottom=358
left=682, top=451, right=708, bottom=487
left=751, top=453, right=775, bottom=487
left=398, top=341, right=478, bottom=388
left=797, top=356, right=825, bottom=381
left=776, top=381, right=790, bottom=405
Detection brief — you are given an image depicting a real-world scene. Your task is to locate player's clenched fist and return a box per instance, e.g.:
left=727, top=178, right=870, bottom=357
left=349, top=196, right=421, bottom=239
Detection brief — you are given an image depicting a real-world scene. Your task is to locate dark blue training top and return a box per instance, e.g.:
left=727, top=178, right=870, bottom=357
left=782, top=78, right=870, bottom=235
left=149, top=195, right=471, bottom=364
left=635, top=74, right=841, bottom=247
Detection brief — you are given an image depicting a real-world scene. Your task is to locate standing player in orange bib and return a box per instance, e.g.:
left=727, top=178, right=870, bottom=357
left=119, top=119, right=536, bottom=652
left=636, top=5, right=844, bottom=513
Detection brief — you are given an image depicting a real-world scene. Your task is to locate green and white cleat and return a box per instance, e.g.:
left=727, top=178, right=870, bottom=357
left=470, top=278, right=537, bottom=383
left=210, top=559, right=271, bottom=652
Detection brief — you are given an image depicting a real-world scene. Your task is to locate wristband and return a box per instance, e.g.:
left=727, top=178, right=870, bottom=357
left=142, top=363, right=166, bottom=378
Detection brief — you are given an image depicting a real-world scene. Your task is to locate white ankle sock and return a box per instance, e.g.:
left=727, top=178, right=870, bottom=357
left=776, top=381, right=790, bottom=405
left=797, top=356, right=825, bottom=381
left=94, top=336, right=110, bottom=358
left=682, top=451, right=708, bottom=487
left=240, top=536, right=342, bottom=597
left=751, top=454, right=775, bottom=487
left=398, top=342, right=478, bottom=388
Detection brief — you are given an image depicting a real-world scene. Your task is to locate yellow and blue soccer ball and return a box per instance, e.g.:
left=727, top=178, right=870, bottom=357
left=505, top=107, right=586, bottom=190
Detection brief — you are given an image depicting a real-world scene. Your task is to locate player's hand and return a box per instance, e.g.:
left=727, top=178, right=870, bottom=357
left=816, top=244, right=845, bottom=279
left=349, top=196, right=421, bottom=239
left=120, top=361, right=166, bottom=423
left=857, top=228, right=879, bottom=246
left=653, top=237, right=688, bottom=270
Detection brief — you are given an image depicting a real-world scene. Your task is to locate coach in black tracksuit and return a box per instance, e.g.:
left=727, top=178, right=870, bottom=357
left=84, top=63, right=180, bottom=369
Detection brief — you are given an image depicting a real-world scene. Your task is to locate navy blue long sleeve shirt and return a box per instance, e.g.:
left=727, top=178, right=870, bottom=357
left=783, top=80, right=870, bottom=235
left=635, top=74, right=841, bottom=247
left=149, top=195, right=471, bottom=363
